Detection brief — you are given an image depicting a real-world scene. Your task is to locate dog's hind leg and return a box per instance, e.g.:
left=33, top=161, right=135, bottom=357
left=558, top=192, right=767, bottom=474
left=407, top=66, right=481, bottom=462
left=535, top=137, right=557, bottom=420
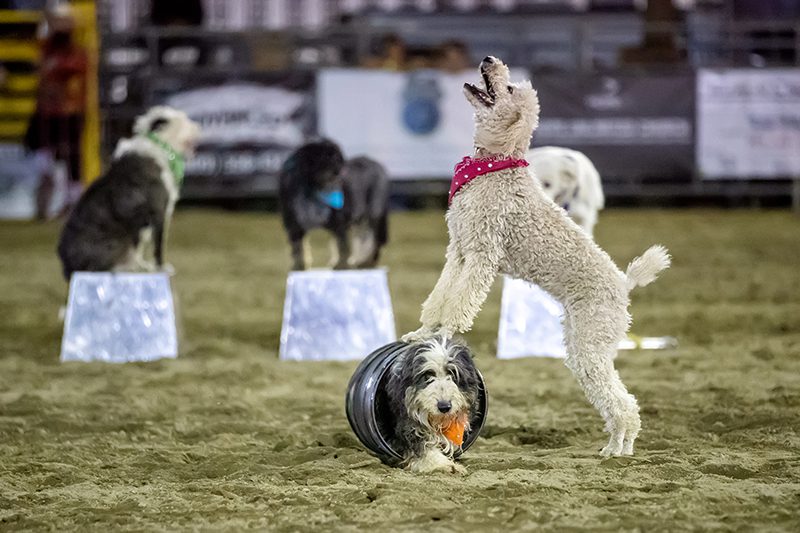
left=348, top=223, right=376, bottom=268
left=562, top=307, right=640, bottom=457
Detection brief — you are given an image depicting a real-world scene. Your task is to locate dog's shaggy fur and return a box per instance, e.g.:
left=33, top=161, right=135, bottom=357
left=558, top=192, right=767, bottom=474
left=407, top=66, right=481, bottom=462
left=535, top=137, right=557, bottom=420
left=386, top=337, right=481, bottom=474
left=404, top=57, right=670, bottom=457
left=279, top=140, right=390, bottom=271
left=57, top=106, right=200, bottom=279
left=527, top=146, right=605, bottom=235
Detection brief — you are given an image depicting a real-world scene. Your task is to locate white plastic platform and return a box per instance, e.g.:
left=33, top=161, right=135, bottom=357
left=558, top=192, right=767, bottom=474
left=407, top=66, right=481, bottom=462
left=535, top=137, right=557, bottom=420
left=279, top=269, right=396, bottom=361
left=497, top=277, right=678, bottom=358
left=497, top=277, right=566, bottom=359
left=60, top=272, right=178, bottom=363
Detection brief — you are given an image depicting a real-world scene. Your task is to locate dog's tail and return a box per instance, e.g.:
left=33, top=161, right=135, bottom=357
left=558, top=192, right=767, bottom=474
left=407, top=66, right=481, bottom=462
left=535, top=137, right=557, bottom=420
left=625, top=245, right=671, bottom=291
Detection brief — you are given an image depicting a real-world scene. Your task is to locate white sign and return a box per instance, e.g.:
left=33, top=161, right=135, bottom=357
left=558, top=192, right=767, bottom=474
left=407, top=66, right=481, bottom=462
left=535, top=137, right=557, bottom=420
left=698, top=69, right=800, bottom=179
left=166, top=83, right=307, bottom=147
left=318, top=68, right=527, bottom=179
left=279, top=269, right=396, bottom=361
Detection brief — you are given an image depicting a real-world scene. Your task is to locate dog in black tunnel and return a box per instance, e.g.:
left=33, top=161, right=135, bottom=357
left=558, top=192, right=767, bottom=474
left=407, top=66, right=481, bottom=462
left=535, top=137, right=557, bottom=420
left=279, top=139, right=390, bottom=271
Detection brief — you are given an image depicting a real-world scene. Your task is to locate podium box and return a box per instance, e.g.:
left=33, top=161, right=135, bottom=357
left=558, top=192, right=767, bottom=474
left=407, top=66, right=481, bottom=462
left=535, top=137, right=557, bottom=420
left=497, top=277, right=566, bottom=359
left=279, top=269, right=396, bottom=361
left=60, top=272, right=178, bottom=363
left=497, top=277, right=677, bottom=358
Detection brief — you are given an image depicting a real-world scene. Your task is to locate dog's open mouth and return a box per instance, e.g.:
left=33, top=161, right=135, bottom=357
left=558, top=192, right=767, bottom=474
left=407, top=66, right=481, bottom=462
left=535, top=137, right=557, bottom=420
left=464, top=82, right=494, bottom=107
left=429, top=412, right=469, bottom=446
left=465, top=69, right=496, bottom=107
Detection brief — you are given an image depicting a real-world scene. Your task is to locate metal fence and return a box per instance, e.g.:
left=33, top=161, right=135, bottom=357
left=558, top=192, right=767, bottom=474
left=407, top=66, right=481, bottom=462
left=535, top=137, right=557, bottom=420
left=96, top=2, right=800, bottom=201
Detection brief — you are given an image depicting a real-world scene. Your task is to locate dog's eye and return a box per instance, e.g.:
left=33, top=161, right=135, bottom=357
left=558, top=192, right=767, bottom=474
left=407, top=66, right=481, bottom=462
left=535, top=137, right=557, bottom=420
left=543, top=181, right=551, bottom=188
left=507, top=85, right=514, bottom=94
left=421, top=370, right=436, bottom=384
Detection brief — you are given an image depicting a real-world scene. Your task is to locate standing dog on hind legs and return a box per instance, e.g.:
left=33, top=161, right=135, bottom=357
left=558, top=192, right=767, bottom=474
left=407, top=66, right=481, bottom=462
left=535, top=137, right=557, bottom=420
left=403, top=57, right=670, bottom=457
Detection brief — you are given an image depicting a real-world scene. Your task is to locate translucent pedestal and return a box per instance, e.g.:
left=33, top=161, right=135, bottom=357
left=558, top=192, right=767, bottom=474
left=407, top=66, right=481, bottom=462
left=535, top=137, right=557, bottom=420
left=497, top=277, right=566, bottom=359
left=497, top=277, right=678, bottom=358
left=60, top=272, right=178, bottom=363
left=279, top=269, right=396, bottom=361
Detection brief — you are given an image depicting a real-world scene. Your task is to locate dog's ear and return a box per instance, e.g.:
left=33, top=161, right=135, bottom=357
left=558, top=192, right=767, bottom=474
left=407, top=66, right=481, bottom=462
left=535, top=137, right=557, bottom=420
left=387, top=349, right=418, bottom=404
left=148, top=117, right=170, bottom=132
left=451, top=348, right=480, bottom=390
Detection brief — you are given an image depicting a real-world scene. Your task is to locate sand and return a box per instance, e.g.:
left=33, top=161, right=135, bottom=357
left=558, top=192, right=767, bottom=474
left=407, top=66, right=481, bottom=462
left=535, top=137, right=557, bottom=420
left=0, top=209, right=798, bottom=531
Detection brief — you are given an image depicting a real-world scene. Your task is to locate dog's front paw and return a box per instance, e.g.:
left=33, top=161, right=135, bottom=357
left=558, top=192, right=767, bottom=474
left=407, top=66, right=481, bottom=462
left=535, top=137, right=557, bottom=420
left=159, top=263, right=175, bottom=275
left=407, top=450, right=464, bottom=474
left=432, top=326, right=455, bottom=341
left=401, top=327, right=435, bottom=343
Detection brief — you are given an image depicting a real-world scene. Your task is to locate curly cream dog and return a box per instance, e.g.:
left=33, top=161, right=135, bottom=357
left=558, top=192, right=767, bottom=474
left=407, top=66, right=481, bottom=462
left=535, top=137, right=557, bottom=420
left=404, top=57, right=670, bottom=457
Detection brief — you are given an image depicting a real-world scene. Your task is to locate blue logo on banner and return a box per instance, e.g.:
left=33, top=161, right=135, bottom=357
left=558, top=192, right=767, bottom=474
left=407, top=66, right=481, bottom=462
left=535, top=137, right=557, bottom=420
left=402, top=71, right=442, bottom=135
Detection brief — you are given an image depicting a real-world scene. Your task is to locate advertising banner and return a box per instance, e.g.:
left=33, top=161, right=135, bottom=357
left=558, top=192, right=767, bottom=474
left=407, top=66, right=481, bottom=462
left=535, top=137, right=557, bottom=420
left=697, top=69, right=800, bottom=179
left=157, top=73, right=315, bottom=196
left=532, top=72, right=695, bottom=181
left=317, top=68, right=528, bottom=180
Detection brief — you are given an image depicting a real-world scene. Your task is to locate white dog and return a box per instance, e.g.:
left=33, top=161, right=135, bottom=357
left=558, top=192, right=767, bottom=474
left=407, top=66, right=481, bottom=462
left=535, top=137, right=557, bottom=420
left=527, top=146, right=604, bottom=235
left=404, top=57, right=670, bottom=457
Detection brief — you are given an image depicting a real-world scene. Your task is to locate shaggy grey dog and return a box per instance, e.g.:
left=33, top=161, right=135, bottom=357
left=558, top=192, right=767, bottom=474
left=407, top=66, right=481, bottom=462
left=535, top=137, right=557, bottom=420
left=404, top=57, right=670, bottom=457
left=57, top=106, right=200, bottom=279
left=386, top=337, right=481, bottom=474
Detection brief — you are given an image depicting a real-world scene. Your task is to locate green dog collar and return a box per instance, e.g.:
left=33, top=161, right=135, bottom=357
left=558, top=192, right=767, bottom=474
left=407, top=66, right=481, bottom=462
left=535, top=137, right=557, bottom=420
left=146, top=132, right=185, bottom=186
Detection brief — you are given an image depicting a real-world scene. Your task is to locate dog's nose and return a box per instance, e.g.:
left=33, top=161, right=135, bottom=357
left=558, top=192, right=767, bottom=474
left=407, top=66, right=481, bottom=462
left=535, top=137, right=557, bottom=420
left=481, top=56, right=495, bottom=66
left=437, top=400, right=452, bottom=413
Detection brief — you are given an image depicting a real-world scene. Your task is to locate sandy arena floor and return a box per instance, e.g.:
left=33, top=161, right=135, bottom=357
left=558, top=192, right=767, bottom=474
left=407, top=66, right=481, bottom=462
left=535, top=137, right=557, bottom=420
left=0, top=209, right=798, bottom=531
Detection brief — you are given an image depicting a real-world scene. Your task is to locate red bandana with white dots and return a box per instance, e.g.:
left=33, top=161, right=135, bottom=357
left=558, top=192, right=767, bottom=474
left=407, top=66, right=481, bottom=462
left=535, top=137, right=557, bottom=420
left=448, top=156, right=529, bottom=205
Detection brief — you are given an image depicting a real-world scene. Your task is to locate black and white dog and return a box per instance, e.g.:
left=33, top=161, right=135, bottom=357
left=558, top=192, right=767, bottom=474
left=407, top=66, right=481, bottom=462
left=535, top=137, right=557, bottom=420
left=278, top=139, right=390, bottom=271
left=57, top=106, right=200, bottom=279
left=386, top=337, right=482, bottom=473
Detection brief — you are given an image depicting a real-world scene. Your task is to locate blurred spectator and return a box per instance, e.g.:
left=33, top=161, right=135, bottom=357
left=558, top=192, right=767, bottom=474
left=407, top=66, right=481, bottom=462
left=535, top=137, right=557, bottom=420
left=436, top=40, right=471, bottom=73
left=362, top=34, right=407, bottom=70
left=151, top=0, right=204, bottom=26
left=151, top=0, right=207, bottom=68
left=734, top=0, right=798, bottom=65
left=619, top=0, right=684, bottom=65
left=25, top=4, right=88, bottom=219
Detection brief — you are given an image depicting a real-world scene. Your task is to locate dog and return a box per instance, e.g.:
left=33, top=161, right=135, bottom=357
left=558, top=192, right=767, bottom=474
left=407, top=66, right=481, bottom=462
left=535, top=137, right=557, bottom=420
left=527, top=146, right=604, bottom=235
left=403, top=57, right=670, bottom=457
left=386, top=337, right=481, bottom=474
left=279, top=139, right=390, bottom=271
left=57, top=106, right=200, bottom=279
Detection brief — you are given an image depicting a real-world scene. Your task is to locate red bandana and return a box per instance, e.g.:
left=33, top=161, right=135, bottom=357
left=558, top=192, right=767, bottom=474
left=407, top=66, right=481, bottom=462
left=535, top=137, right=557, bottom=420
left=448, top=156, right=529, bottom=205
